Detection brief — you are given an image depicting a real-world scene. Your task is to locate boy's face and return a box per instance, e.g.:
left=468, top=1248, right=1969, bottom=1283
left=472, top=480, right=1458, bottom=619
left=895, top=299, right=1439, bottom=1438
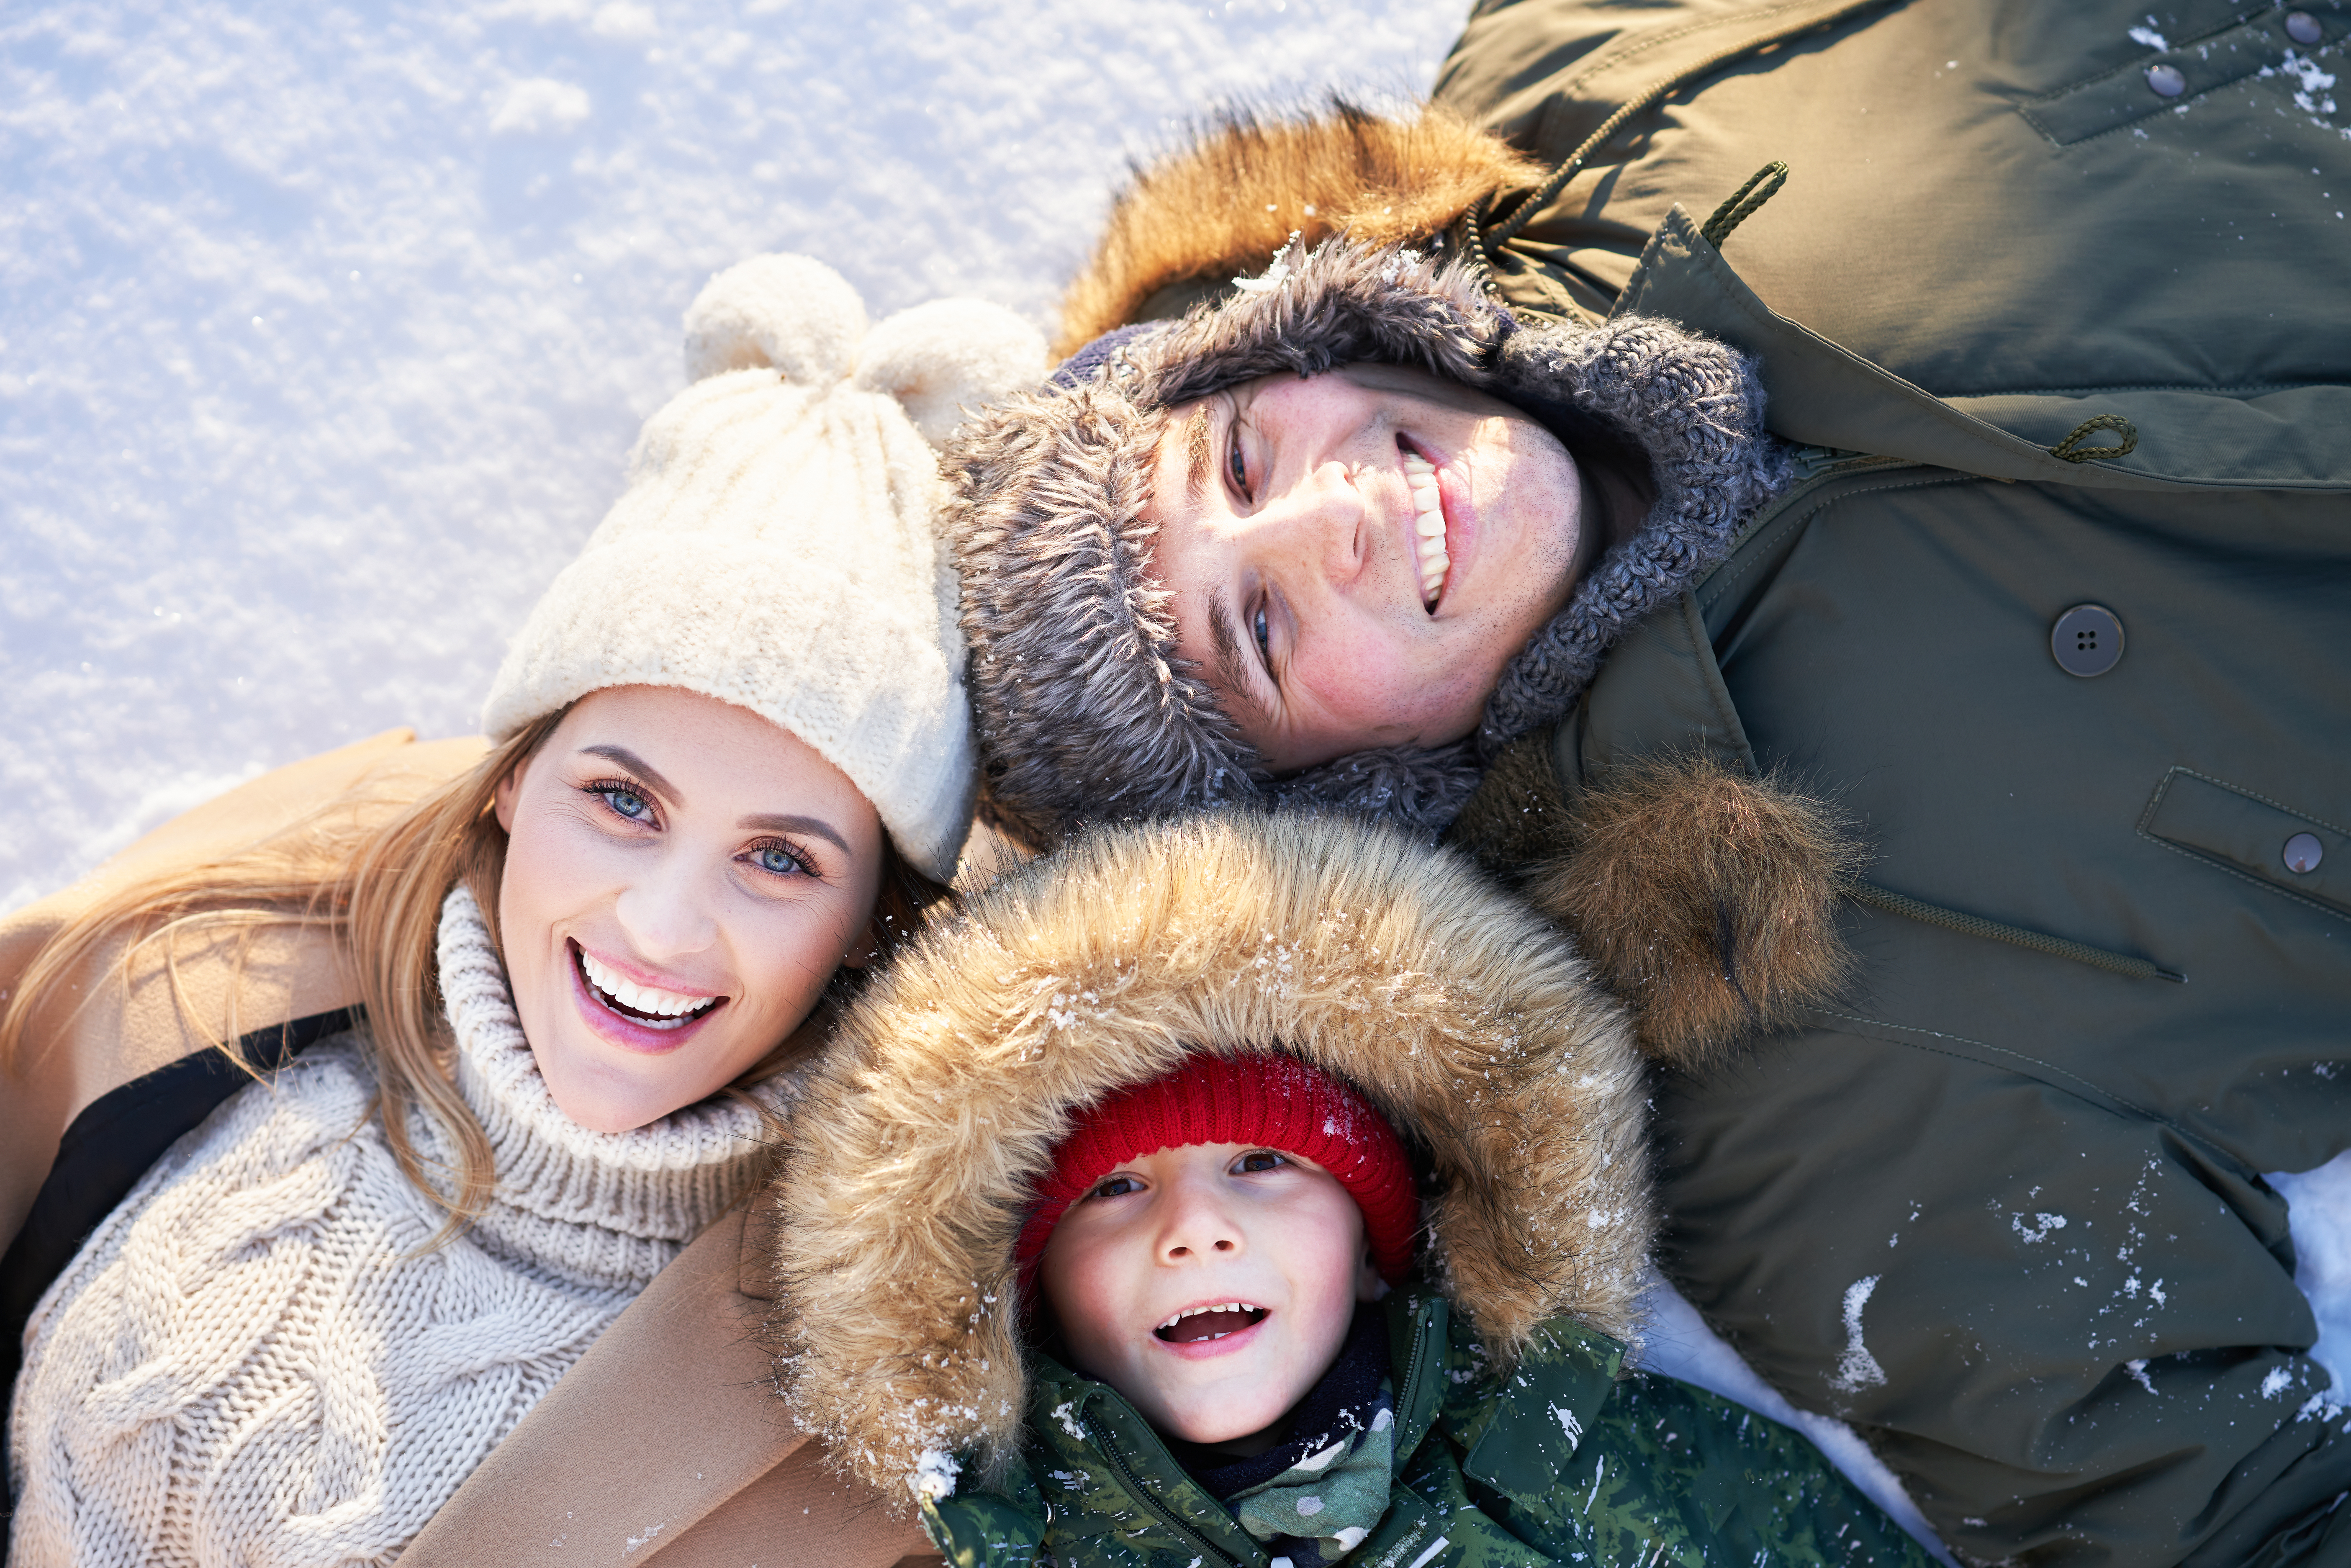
left=1040, top=1142, right=1381, bottom=1449
left=1146, top=362, right=1585, bottom=774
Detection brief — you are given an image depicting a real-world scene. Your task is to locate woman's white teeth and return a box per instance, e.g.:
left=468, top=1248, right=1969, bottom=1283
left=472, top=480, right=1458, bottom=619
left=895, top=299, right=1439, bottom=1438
left=1157, top=1302, right=1262, bottom=1329
left=578, top=949, right=716, bottom=1022
left=1402, top=451, right=1448, bottom=609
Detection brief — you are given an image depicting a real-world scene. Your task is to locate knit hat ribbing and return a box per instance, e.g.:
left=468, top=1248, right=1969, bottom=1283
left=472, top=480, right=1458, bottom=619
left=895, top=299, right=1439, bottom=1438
left=945, top=239, right=1787, bottom=849
left=1015, top=1052, right=1418, bottom=1285
left=483, top=254, right=1046, bottom=879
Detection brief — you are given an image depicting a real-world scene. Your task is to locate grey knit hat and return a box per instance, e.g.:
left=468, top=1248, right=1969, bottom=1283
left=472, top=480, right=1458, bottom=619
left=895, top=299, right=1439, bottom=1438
left=945, top=239, right=1787, bottom=848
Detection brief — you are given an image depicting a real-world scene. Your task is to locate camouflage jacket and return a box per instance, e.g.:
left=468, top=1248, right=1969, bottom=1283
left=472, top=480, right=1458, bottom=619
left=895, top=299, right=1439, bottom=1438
left=922, top=1292, right=1934, bottom=1568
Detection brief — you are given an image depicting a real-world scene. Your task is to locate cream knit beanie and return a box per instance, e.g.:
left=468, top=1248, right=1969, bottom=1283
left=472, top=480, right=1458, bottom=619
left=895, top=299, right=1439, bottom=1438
left=483, top=254, right=1044, bottom=879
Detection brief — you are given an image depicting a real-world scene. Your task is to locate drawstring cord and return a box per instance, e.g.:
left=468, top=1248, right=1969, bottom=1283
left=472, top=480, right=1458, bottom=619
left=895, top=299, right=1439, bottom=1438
left=1850, top=881, right=2185, bottom=983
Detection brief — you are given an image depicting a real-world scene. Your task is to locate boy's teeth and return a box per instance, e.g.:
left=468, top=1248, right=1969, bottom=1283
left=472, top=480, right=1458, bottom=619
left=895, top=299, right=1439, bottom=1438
left=1402, top=452, right=1448, bottom=608
left=578, top=949, right=715, bottom=1020
left=1157, top=1302, right=1260, bottom=1329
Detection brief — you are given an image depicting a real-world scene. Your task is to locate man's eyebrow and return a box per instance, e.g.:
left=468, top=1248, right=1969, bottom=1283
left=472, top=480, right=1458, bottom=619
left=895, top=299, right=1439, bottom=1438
left=581, top=744, right=677, bottom=802
left=739, top=813, right=853, bottom=856
left=1183, top=401, right=1214, bottom=508
left=1205, top=584, right=1274, bottom=733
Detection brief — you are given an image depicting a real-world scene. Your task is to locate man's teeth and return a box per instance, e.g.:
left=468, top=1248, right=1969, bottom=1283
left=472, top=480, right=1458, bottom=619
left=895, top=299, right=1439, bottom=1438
left=578, top=949, right=716, bottom=1022
left=1403, top=451, right=1448, bottom=609
left=1157, top=1302, right=1263, bottom=1329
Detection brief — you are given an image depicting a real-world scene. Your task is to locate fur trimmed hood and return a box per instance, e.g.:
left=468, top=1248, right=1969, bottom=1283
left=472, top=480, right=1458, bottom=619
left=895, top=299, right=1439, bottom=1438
left=766, top=811, right=1652, bottom=1506
left=949, top=238, right=1786, bottom=849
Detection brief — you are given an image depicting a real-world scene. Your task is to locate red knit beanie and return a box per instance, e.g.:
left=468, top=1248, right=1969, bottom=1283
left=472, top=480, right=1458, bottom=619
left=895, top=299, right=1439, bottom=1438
left=1016, top=1053, right=1418, bottom=1285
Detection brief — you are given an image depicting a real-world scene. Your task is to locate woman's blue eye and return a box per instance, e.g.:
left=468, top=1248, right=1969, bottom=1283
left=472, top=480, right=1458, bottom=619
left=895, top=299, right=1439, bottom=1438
left=601, top=787, right=651, bottom=820
left=752, top=843, right=808, bottom=877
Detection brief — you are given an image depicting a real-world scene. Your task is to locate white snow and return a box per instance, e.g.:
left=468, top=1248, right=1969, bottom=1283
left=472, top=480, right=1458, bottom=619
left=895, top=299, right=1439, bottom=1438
left=910, top=1447, right=961, bottom=1502
left=2273, top=1151, right=2351, bottom=1409
left=1636, top=1276, right=1957, bottom=1565
left=1831, top=1274, right=1888, bottom=1393
left=0, top=0, right=1462, bottom=914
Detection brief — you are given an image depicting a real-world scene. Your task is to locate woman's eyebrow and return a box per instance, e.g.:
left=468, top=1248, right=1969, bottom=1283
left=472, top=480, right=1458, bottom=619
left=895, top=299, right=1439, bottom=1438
left=581, top=743, right=678, bottom=803
left=738, top=813, right=853, bottom=856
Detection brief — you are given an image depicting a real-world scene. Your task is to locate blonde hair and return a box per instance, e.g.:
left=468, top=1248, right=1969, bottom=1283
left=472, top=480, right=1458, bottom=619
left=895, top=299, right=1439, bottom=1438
left=0, top=708, right=948, bottom=1228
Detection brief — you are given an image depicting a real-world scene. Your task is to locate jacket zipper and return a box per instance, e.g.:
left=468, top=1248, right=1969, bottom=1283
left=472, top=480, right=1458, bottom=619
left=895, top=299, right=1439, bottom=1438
left=1081, top=1407, right=1242, bottom=1568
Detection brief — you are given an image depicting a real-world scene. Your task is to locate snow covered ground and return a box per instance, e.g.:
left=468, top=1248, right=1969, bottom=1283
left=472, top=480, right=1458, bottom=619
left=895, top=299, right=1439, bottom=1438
left=1, top=0, right=1457, bottom=910
left=5, top=3, right=2347, bottom=1558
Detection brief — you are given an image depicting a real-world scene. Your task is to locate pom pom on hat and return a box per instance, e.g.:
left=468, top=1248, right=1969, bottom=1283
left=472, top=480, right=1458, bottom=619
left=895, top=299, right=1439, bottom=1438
left=1015, top=1053, right=1419, bottom=1288
left=485, top=254, right=1047, bottom=879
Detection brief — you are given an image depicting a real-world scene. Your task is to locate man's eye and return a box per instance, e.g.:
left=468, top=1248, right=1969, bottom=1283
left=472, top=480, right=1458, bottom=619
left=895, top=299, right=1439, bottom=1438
left=1228, top=423, right=1248, bottom=497
left=1251, top=603, right=1271, bottom=662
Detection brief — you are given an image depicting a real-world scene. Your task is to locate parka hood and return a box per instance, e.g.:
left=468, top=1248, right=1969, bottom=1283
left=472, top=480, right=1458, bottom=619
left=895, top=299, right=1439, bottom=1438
left=767, top=812, right=1652, bottom=1506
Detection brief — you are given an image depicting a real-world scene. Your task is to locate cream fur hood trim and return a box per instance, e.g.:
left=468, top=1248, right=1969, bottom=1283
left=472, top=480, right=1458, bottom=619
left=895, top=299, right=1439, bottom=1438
left=483, top=254, right=1046, bottom=879
left=768, top=812, right=1653, bottom=1502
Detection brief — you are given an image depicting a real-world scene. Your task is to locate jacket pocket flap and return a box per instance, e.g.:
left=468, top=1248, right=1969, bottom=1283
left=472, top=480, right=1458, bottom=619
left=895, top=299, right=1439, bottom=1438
left=2140, top=768, right=2347, bottom=918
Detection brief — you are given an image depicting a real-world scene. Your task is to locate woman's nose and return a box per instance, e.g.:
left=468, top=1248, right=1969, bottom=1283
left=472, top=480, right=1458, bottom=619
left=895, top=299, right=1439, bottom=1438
left=612, top=857, right=719, bottom=962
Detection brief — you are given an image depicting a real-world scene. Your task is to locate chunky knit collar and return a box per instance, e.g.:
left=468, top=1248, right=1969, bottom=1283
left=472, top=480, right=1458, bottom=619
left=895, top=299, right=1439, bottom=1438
left=424, top=885, right=794, bottom=1295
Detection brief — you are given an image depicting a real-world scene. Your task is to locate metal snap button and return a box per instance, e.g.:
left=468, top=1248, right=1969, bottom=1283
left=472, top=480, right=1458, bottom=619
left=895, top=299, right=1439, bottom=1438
left=2284, top=833, right=2325, bottom=874
left=2286, top=10, right=2324, bottom=44
left=2147, top=62, right=2188, bottom=96
left=2051, top=604, right=2126, bottom=677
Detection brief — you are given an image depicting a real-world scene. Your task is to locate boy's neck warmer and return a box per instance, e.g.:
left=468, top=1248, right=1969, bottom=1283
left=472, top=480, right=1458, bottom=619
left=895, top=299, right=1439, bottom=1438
left=1182, top=1304, right=1393, bottom=1500
left=946, top=239, right=1789, bottom=845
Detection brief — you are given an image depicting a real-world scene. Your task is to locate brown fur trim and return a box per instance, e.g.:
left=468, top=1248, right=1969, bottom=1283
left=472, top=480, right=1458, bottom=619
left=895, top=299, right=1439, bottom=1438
left=767, top=812, right=1651, bottom=1505
left=1052, top=101, right=1544, bottom=358
left=1524, top=757, right=1861, bottom=1070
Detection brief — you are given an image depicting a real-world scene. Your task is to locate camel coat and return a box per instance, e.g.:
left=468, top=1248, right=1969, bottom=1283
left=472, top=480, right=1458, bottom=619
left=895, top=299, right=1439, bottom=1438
left=0, top=729, right=933, bottom=1567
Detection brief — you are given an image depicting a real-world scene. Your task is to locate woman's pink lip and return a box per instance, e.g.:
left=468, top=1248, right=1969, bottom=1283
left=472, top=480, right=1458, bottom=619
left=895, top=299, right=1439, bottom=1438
left=566, top=938, right=722, bottom=1057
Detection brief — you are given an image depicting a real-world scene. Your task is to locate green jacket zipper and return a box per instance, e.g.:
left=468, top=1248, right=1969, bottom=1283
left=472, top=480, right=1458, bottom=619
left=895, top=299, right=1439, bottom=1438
left=1082, top=1406, right=1243, bottom=1568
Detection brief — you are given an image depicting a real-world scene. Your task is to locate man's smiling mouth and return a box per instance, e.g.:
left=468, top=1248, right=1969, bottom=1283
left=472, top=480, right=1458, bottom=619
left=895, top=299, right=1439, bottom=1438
left=1155, top=1303, right=1269, bottom=1343
left=1402, top=448, right=1449, bottom=612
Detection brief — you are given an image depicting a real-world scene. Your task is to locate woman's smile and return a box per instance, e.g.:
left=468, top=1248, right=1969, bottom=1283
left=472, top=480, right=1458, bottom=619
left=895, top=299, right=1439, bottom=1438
left=568, top=938, right=727, bottom=1054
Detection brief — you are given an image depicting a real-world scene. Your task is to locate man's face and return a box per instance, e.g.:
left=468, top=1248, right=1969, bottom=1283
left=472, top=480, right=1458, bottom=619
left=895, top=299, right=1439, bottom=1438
left=1147, top=362, right=1584, bottom=773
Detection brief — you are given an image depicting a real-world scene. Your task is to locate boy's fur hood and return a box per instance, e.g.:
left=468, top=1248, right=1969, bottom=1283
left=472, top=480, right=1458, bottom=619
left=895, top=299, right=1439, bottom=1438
left=767, top=812, right=1652, bottom=1507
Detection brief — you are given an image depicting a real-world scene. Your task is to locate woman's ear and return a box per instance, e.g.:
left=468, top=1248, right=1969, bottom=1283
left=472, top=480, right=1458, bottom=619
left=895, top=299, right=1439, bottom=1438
left=492, top=759, right=525, bottom=833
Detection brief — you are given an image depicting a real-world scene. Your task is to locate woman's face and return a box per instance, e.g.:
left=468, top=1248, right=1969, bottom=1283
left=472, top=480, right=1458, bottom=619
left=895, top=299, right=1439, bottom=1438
left=492, top=685, right=886, bottom=1133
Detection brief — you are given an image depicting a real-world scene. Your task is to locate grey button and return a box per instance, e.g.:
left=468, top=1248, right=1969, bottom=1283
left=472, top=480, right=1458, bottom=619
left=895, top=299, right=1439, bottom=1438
left=2147, top=62, right=2188, bottom=96
left=2285, top=833, right=2325, bottom=874
left=2286, top=10, right=2324, bottom=44
left=2051, top=604, right=2126, bottom=677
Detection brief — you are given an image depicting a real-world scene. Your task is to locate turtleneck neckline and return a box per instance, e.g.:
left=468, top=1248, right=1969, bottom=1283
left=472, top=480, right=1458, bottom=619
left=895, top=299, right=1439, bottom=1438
left=424, top=884, right=799, bottom=1294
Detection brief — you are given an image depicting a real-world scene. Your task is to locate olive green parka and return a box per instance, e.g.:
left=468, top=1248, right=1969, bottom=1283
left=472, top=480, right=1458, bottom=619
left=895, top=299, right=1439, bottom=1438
left=1424, top=2, right=2351, bottom=1564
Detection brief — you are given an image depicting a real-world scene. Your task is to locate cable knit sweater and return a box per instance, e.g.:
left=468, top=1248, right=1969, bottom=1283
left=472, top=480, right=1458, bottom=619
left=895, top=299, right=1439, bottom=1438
left=7, top=887, right=793, bottom=1566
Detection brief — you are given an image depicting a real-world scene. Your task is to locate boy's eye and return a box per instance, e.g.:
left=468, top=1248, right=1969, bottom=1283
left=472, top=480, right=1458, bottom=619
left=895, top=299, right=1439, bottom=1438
left=1090, top=1174, right=1143, bottom=1200
left=1234, top=1150, right=1287, bottom=1175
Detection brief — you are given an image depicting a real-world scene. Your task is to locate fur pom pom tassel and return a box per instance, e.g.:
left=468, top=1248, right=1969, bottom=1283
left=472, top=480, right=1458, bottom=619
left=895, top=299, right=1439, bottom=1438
left=1516, top=754, right=1861, bottom=1069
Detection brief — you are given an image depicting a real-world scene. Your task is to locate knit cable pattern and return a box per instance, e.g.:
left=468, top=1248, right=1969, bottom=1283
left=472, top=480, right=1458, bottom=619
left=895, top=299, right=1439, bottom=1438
left=7, top=888, right=789, bottom=1565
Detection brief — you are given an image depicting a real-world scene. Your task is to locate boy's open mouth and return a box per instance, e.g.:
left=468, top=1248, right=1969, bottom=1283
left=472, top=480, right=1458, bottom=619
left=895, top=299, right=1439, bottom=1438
left=1154, top=1303, right=1268, bottom=1343
left=574, top=942, right=721, bottom=1031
